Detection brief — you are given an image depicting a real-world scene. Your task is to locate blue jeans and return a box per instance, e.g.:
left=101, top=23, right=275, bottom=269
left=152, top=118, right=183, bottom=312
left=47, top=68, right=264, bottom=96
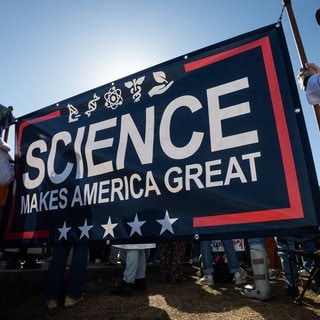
left=275, top=236, right=316, bottom=287
left=200, top=239, right=241, bottom=274
left=45, top=242, right=88, bottom=299
left=123, top=249, right=147, bottom=283
left=293, top=236, right=316, bottom=269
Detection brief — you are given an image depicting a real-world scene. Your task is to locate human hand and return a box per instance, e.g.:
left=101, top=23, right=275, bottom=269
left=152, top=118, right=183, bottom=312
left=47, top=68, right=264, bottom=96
left=297, top=63, right=320, bottom=91
left=0, top=138, right=10, bottom=152
left=305, top=63, right=320, bottom=73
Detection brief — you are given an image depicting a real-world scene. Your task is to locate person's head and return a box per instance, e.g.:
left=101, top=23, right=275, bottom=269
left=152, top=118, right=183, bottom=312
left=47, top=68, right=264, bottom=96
left=316, top=8, right=320, bottom=26
left=0, top=104, right=15, bottom=134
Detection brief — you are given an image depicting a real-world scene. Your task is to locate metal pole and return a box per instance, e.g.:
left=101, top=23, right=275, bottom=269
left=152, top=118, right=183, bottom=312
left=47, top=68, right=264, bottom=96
left=283, top=0, right=320, bottom=130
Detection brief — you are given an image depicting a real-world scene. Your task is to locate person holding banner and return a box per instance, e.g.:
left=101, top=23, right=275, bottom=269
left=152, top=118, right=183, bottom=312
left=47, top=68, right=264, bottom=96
left=0, top=104, right=18, bottom=270
left=297, top=62, right=320, bottom=104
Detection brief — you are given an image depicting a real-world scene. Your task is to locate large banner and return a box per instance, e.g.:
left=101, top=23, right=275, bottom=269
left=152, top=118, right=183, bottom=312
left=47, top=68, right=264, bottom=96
left=1, top=23, right=319, bottom=247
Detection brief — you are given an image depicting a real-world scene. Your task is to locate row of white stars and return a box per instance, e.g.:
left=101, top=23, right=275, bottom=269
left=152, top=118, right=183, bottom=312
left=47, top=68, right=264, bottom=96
left=58, top=210, right=178, bottom=240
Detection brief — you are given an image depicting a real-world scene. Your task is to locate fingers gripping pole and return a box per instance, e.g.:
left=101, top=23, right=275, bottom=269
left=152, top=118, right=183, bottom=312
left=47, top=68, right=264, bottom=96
left=3, top=128, right=9, bottom=142
left=282, top=0, right=320, bottom=130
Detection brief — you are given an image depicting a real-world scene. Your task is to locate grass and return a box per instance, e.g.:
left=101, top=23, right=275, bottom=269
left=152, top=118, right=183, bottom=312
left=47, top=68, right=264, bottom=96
left=1, top=263, right=320, bottom=320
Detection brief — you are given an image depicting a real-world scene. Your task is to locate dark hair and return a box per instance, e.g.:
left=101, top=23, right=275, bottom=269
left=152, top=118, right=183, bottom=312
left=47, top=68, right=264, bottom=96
left=0, top=104, right=15, bottom=134
left=316, top=9, right=320, bottom=26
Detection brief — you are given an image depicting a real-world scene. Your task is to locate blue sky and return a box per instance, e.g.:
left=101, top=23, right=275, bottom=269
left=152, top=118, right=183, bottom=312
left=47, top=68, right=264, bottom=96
left=1, top=1, right=320, bottom=180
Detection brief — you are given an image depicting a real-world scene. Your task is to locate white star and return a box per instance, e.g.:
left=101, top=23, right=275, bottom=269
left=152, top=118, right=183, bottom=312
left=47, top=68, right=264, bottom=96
left=58, top=221, right=71, bottom=240
left=78, top=219, right=93, bottom=239
left=156, top=210, right=178, bottom=235
left=127, top=213, right=146, bottom=236
left=101, top=216, right=118, bottom=238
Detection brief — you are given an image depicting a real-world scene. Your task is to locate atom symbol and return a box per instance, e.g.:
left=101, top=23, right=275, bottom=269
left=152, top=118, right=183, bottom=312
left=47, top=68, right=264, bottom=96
left=104, top=86, right=123, bottom=110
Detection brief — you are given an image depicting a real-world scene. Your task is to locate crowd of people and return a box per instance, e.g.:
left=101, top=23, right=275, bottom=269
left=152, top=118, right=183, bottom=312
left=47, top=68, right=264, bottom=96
left=15, top=236, right=320, bottom=308
left=1, top=63, right=320, bottom=310
left=1, top=235, right=320, bottom=309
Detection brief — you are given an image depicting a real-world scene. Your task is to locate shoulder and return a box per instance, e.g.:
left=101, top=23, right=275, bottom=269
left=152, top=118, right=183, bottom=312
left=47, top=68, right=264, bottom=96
left=306, top=73, right=320, bottom=105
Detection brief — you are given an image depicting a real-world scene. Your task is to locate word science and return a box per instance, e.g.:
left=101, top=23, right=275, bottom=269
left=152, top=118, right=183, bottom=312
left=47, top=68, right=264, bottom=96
left=21, top=77, right=262, bottom=213
left=2, top=23, right=319, bottom=246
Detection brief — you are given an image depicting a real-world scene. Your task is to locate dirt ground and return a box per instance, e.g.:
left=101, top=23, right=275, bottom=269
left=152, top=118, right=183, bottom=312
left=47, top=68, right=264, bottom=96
left=1, top=263, right=320, bottom=320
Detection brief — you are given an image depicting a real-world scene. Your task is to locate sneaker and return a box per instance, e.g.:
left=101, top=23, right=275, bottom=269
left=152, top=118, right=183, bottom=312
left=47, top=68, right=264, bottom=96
left=64, top=295, right=83, bottom=307
left=45, top=299, right=58, bottom=309
left=199, top=273, right=214, bottom=285
left=234, top=268, right=247, bottom=285
left=132, top=278, right=147, bottom=291
left=110, top=279, right=132, bottom=296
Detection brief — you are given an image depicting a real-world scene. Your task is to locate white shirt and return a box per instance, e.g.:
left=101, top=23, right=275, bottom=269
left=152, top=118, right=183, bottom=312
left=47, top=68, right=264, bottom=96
left=306, top=73, right=320, bottom=105
left=0, top=149, right=14, bottom=186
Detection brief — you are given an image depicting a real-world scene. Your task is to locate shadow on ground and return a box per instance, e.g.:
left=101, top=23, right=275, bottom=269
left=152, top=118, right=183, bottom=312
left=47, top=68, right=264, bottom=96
left=1, top=263, right=320, bottom=320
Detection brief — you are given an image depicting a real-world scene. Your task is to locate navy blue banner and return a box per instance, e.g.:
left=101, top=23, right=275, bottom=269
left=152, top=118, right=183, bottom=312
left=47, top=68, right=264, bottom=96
left=1, top=23, right=319, bottom=247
